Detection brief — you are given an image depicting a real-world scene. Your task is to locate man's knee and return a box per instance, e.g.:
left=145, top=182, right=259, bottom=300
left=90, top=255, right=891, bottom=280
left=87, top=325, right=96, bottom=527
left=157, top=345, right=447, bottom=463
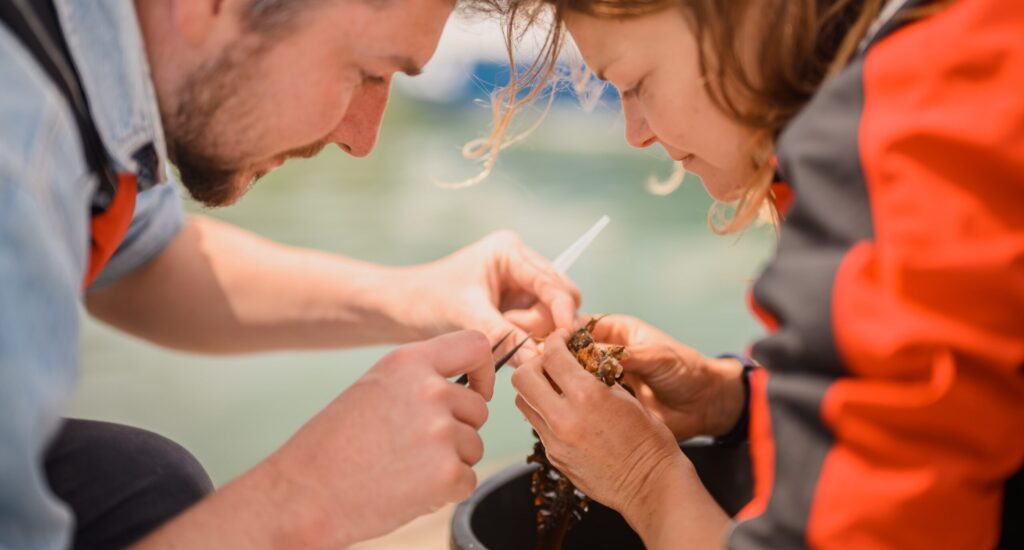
left=45, top=419, right=214, bottom=548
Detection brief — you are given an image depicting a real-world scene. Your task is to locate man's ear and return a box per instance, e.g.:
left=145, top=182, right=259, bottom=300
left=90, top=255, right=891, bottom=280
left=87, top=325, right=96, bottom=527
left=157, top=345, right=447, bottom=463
left=170, top=0, right=231, bottom=47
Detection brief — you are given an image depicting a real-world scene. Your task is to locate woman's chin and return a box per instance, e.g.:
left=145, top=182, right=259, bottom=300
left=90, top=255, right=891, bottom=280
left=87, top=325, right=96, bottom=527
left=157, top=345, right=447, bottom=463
left=693, top=173, right=729, bottom=202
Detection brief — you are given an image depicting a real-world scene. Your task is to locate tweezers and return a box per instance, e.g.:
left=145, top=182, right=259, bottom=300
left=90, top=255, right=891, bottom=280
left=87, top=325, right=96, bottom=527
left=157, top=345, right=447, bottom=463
left=455, top=330, right=529, bottom=386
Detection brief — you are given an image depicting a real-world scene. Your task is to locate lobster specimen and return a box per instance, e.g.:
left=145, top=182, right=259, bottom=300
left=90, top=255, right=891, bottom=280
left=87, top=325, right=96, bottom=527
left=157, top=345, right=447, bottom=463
left=527, top=317, right=631, bottom=549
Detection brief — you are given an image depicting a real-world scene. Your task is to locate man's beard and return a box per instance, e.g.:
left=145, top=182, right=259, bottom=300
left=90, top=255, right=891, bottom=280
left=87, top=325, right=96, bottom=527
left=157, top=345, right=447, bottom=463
left=165, top=41, right=327, bottom=207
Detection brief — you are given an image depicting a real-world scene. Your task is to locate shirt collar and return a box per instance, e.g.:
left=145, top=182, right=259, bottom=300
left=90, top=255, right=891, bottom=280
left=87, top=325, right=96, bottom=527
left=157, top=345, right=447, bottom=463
left=53, top=0, right=168, bottom=190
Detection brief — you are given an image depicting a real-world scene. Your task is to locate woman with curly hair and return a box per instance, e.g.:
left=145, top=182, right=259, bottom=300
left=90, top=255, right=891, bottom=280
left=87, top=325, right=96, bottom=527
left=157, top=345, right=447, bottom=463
left=482, top=0, right=1024, bottom=547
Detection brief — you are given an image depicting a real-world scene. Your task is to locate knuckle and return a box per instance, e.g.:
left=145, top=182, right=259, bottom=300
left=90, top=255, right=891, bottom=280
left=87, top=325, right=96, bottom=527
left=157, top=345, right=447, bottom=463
left=421, top=375, right=450, bottom=404
left=467, top=435, right=485, bottom=465
left=472, top=394, right=489, bottom=425
left=437, top=457, right=465, bottom=488
left=513, top=361, right=541, bottom=387
left=568, top=385, right=590, bottom=405
left=464, top=330, right=491, bottom=358
left=451, top=466, right=476, bottom=501
left=428, top=418, right=457, bottom=443
left=461, top=469, right=478, bottom=498
left=536, top=278, right=557, bottom=296
left=383, top=344, right=419, bottom=369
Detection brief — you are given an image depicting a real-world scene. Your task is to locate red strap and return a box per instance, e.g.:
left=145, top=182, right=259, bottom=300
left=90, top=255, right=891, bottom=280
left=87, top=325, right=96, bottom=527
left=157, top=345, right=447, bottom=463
left=83, top=173, right=137, bottom=289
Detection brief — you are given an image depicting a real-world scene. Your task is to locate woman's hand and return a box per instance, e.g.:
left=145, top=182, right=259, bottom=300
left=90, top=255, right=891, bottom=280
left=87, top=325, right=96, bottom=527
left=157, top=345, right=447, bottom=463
left=511, top=331, right=688, bottom=516
left=511, top=331, right=731, bottom=548
left=586, top=314, right=745, bottom=440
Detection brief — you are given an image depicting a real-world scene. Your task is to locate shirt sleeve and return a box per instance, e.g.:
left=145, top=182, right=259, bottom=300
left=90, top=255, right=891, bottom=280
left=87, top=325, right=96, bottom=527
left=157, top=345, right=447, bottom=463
left=0, top=177, right=78, bottom=550
left=88, top=176, right=185, bottom=290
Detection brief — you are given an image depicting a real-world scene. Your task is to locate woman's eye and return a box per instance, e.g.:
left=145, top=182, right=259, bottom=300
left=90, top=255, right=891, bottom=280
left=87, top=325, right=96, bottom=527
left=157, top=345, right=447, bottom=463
left=621, top=79, right=644, bottom=99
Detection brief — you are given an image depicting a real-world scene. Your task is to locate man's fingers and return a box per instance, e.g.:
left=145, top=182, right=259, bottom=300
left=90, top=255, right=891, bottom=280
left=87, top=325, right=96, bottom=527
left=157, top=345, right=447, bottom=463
left=413, top=330, right=494, bottom=400
left=517, top=243, right=582, bottom=305
left=443, top=462, right=478, bottom=504
left=505, top=245, right=581, bottom=332
left=448, top=384, right=489, bottom=430
left=450, top=421, right=485, bottom=466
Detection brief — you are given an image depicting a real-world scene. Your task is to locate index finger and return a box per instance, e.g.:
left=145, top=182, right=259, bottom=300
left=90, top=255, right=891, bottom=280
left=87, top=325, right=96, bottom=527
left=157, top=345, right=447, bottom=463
left=541, top=330, right=600, bottom=392
left=415, top=330, right=495, bottom=401
left=507, top=244, right=581, bottom=331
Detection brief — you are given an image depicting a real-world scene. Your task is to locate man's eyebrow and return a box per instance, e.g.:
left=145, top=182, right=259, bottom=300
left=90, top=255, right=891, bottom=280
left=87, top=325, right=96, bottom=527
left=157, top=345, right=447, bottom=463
left=390, top=56, right=423, bottom=76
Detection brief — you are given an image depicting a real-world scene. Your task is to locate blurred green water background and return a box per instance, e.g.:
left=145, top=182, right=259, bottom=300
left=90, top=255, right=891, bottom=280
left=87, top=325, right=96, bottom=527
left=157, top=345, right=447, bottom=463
left=72, top=84, right=773, bottom=487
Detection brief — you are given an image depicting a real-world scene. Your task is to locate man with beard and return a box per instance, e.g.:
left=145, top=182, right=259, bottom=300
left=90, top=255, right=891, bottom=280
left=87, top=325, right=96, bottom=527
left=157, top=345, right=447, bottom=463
left=0, top=0, right=578, bottom=548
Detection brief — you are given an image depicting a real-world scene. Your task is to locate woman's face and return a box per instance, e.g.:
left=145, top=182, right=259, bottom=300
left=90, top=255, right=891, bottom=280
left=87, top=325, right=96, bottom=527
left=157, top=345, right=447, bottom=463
left=565, top=9, right=756, bottom=200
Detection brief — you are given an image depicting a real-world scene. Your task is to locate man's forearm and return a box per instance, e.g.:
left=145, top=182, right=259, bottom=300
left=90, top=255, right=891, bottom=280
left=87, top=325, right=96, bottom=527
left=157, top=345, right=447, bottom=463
left=131, top=459, right=345, bottom=550
left=86, top=215, right=423, bottom=353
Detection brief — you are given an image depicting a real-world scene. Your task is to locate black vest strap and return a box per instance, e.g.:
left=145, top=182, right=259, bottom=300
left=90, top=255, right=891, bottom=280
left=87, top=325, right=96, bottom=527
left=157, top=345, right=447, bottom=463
left=0, top=0, right=117, bottom=213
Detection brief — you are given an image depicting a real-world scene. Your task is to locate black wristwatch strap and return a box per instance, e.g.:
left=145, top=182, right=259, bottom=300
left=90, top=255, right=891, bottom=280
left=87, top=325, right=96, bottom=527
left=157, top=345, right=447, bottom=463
left=712, top=354, right=757, bottom=446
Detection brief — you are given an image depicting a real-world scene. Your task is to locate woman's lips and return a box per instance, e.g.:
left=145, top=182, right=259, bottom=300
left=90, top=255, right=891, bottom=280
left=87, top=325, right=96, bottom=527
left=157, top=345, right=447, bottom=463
left=674, top=154, right=695, bottom=169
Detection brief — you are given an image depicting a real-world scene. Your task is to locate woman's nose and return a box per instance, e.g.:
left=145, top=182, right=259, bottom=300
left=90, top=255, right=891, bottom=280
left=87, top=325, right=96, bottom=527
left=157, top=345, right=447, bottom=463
left=622, top=100, right=656, bottom=149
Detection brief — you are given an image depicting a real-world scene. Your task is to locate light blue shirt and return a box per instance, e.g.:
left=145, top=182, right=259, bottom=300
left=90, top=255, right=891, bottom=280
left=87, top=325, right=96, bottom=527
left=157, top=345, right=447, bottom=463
left=0, top=1, right=184, bottom=547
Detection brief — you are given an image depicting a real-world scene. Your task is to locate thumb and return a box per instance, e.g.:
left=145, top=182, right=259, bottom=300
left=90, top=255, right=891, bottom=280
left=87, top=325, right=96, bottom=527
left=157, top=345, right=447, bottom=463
left=503, top=305, right=556, bottom=340
left=416, top=331, right=495, bottom=400
left=617, top=341, right=682, bottom=380
left=479, top=312, right=538, bottom=367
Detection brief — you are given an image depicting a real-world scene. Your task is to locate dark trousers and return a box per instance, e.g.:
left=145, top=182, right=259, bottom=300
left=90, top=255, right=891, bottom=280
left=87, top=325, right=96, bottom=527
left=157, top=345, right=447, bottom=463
left=44, top=419, right=214, bottom=550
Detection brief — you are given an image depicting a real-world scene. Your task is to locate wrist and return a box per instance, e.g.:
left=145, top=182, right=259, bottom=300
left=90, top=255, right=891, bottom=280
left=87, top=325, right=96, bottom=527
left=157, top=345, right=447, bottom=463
left=330, top=260, right=436, bottom=344
left=370, top=263, right=437, bottom=342
left=623, top=457, right=732, bottom=550
left=621, top=455, right=696, bottom=544
left=250, top=455, right=354, bottom=550
left=702, top=356, right=746, bottom=438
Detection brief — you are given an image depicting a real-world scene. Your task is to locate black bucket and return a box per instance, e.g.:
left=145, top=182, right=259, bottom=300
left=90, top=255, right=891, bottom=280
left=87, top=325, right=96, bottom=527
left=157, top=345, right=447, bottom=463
left=451, top=439, right=753, bottom=549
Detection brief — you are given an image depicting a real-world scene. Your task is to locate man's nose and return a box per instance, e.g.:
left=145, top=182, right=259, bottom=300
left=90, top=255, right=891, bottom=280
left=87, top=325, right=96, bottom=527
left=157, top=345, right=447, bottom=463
left=622, top=100, right=656, bottom=149
left=329, top=80, right=392, bottom=157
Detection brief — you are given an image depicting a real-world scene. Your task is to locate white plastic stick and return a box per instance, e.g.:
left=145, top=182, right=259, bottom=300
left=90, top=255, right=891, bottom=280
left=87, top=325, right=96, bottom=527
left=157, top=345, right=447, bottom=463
left=552, top=215, right=610, bottom=274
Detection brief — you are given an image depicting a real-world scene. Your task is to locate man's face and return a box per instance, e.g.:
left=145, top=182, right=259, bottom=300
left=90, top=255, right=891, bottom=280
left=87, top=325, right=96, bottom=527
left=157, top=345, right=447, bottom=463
left=148, top=0, right=453, bottom=206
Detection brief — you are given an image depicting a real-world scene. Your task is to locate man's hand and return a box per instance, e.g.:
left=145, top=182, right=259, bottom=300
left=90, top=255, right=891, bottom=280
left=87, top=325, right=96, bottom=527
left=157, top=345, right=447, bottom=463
left=393, top=230, right=581, bottom=361
left=586, top=314, right=746, bottom=440
left=132, top=331, right=496, bottom=549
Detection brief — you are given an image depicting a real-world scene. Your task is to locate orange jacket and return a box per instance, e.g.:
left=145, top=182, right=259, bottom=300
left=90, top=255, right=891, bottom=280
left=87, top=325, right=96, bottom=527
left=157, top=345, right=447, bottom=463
left=732, top=1, right=1024, bottom=548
